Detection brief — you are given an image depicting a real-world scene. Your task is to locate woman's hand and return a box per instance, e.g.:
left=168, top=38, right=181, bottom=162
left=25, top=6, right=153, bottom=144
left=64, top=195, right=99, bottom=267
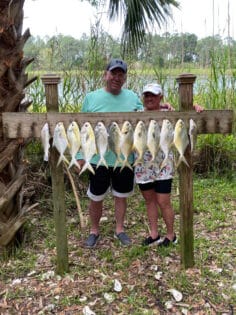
left=193, top=104, right=204, bottom=112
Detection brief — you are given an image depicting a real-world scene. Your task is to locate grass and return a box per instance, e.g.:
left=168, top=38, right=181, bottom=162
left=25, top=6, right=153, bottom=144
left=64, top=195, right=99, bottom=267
left=0, top=169, right=235, bottom=314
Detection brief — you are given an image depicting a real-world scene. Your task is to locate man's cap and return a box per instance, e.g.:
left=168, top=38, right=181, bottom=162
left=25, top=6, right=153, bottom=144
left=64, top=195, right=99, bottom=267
left=142, top=83, right=163, bottom=95
left=106, top=59, right=127, bottom=73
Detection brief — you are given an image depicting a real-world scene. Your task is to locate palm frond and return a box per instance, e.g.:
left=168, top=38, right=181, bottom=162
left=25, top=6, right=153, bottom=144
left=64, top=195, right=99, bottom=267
left=108, top=0, right=179, bottom=52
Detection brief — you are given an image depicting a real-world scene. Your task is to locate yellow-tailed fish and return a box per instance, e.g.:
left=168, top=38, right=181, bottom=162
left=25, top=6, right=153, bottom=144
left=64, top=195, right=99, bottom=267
left=173, top=119, right=190, bottom=168
left=133, top=120, right=147, bottom=166
left=159, top=119, right=174, bottom=169
left=80, top=122, right=97, bottom=175
left=108, top=121, right=122, bottom=169
left=94, top=121, right=109, bottom=169
left=52, top=122, right=70, bottom=166
left=40, top=122, right=50, bottom=162
left=147, top=119, right=161, bottom=164
left=67, top=121, right=81, bottom=170
left=120, top=121, right=134, bottom=171
left=189, top=119, right=197, bottom=153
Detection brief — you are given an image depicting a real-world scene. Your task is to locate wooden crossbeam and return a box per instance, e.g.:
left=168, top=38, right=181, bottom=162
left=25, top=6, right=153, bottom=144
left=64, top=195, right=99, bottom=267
left=2, top=110, right=234, bottom=139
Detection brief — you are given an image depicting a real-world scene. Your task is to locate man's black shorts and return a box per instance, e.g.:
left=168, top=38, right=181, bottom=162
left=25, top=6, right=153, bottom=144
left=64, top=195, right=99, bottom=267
left=87, top=165, right=135, bottom=201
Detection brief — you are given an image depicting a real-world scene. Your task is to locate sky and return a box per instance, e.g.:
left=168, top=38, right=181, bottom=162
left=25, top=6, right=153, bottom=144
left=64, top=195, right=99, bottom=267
left=23, top=0, right=236, bottom=40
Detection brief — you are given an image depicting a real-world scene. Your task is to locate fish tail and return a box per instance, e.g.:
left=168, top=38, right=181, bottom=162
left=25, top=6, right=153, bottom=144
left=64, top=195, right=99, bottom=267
left=96, top=157, right=108, bottom=169
left=43, top=152, right=49, bottom=162
left=160, top=157, right=169, bottom=170
left=176, top=155, right=190, bottom=169
left=120, top=160, right=133, bottom=172
left=133, top=159, right=141, bottom=166
left=57, top=154, right=69, bottom=167
left=80, top=162, right=95, bottom=176
left=68, top=158, right=81, bottom=171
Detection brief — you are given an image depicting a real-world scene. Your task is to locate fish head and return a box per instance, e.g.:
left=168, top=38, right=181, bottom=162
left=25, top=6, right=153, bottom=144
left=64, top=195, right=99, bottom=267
left=121, top=121, right=132, bottom=134
left=175, top=119, right=185, bottom=132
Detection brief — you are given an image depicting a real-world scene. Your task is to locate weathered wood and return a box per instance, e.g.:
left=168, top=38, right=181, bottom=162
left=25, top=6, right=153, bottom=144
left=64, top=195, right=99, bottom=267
left=42, top=74, right=69, bottom=275
left=2, top=110, right=234, bottom=139
left=0, top=175, right=26, bottom=211
left=176, top=73, right=195, bottom=268
left=0, top=140, right=19, bottom=172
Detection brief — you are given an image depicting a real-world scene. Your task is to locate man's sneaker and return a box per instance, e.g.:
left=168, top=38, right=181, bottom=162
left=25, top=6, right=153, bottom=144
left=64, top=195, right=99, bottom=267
left=142, top=235, right=161, bottom=246
left=158, top=234, right=177, bottom=247
left=115, top=232, right=131, bottom=246
left=84, top=233, right=99, bottom=248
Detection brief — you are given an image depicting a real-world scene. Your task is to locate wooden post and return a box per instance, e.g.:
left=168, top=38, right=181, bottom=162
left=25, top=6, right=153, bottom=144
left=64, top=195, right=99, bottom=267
left=176, top=73, right=196, bottom=268
left=41, top=74, right=69, bottom=274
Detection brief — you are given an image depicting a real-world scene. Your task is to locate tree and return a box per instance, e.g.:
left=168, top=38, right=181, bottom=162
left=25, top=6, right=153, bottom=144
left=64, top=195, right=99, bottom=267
left=0, top=0, right=37, bottom=250
left=88, top=0, right=179, bottom=53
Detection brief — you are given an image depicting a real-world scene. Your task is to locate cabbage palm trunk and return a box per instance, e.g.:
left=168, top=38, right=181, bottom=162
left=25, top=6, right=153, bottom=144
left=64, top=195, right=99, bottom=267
left=0, top=0, right=36, bottom=249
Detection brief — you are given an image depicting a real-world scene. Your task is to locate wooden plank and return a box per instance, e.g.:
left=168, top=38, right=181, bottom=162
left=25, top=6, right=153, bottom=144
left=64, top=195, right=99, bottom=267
left=2, top=110, right=234, bottom=138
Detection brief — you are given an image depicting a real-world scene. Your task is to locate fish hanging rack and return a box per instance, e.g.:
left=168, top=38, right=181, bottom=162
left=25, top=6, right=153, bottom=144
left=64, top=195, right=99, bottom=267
left=2, top=110, right=233, bottom=139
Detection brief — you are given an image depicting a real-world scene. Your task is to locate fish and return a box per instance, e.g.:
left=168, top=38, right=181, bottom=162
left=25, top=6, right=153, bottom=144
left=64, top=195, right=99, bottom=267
left=40, top=122, right=50, bottom=162
left=94, top=121, right=109, bottom=169
left=108, top=122, right=122, bottom=169
left=173, top=119, right=190, bottom=168
left=120, top=121, right=134, bottom=171
left=189, top=119, right=197, bottom=152
left=159, top=119, right=174, bottom=169
left=147, top=119, right=161, bottom=164
left=67, top=121, right=81, bottom=170
left=80, top=121, right=97, bottom=175
left=133, top=120, right=147, bottom=166
left=52, top=122, right=70, bottom=166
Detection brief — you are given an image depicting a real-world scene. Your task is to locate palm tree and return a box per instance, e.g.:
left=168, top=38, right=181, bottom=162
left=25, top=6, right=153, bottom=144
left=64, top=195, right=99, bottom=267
left=0, top=0, right=37, bottom=249
left=0, top=0, right=179, bottom=249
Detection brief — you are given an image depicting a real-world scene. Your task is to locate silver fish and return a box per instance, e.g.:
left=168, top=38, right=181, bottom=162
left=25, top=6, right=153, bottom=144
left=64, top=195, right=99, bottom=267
left=159, top=119, right=174, bottom=169
left=40, top=122, right=50, bottom=162
left=52, top=122, right=69, bottom=166
left=94, top=121, right=109, bottom=169
left=67, top=121, right=81, bottom=170
left=108, top=122, right=122, bottom=169
left=173, top=119, right=190, bottom=168
left=147, top=119, right=161, bottom=163
left=133, top=120, right=147, bottom=166
left=189, top=119, right=197, bottom=152
left=120, top=120, right=133, bottom=171
left=80, top=122, right=97, bottom=175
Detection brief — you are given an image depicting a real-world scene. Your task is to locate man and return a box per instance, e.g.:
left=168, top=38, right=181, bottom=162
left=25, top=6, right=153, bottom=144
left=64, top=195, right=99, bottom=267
left=78, top=59, right=143, bottom=248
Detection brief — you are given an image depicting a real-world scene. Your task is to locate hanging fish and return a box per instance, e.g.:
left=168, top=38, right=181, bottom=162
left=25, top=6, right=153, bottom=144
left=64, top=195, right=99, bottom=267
left=147, top=119, right=161, bottom=164
left=159, top=119, right=174, bottom=169
left=94, top=121, right=109, bottom=169
left=133, top=120, right=147, bottom=166
left=67, top=121, right=81, bottom=170
left=52, top=122, right=69, bottom=166
left=189, top=118, right=197, bottom=152
left=120, top=121, right=134, bottom=171
left=173, top=119, right=190, bottom=168
left=108, top=121, right=122, bottom=169
left=80, top=122, right=97, bottom=175
left=40, top=122, right=50, bottom=162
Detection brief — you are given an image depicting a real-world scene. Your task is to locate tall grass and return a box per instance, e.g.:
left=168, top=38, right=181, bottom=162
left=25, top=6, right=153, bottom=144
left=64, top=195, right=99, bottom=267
left=25, top=30, right=236, bottom=176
